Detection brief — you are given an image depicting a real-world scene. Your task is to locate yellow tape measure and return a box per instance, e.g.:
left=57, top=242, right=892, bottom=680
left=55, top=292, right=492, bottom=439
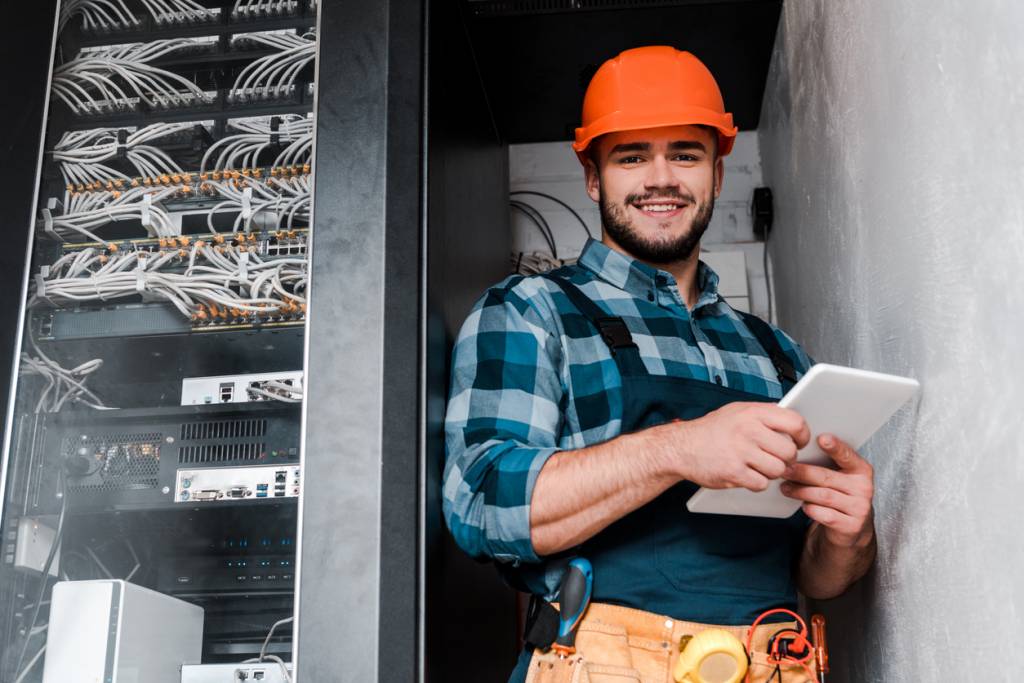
left=673, top=628, right=748, bottom=683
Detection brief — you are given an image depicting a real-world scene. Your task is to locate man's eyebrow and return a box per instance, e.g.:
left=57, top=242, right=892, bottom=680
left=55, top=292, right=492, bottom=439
left=608, top=142, right=651, bottom=155
left=668, top=140, right=708, bottom=152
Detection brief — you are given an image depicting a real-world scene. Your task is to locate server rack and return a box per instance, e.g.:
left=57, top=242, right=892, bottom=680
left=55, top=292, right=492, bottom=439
left=0, top=1, right=320, bottom=680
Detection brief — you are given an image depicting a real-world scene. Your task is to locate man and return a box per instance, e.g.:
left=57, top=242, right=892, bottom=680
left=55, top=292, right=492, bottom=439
left=443, top=46, right=876, bottom=683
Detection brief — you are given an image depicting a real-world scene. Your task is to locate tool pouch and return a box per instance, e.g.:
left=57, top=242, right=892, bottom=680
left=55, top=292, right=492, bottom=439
left=524, top=622, right=643, bottom=683
left=524, top=651, right=643, bottom=683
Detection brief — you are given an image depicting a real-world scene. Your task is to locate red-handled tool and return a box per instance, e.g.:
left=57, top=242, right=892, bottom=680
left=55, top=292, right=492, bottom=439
left=811, top=614, right=829, bottom=683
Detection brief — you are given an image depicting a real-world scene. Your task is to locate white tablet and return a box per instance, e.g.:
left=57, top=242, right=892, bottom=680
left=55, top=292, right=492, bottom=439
left=685, top=363, right=920, bottom=518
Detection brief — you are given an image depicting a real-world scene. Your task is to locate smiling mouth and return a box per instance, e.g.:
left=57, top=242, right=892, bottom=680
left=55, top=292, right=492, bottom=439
left=631, top=200, right=688, bottom=217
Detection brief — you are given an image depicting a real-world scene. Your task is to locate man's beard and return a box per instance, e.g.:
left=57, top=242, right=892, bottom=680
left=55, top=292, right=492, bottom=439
left=599, top=187, right=715, bottom=265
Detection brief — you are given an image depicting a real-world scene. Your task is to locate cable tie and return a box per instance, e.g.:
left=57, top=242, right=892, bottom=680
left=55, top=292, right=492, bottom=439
left=40, top=197, right=65, bottom=240
left=117, top=129, right=129, bottom=160
left=35, top=266, right=55, bottom=306
left=241, top=187, right=253, bottom=222
left=141, top=194, right=154, bottom=236
left=135, top=255, right=148, bottom=293
left=238, top=251, right=249, bottom=282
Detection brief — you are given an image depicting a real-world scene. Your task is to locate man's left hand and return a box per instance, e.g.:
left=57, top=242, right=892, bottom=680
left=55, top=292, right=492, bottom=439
left=780, top=434, right=875, bottom=548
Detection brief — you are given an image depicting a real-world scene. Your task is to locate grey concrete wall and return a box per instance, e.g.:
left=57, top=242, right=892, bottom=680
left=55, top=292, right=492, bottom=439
left=760, top=1, right=1024, bottom=681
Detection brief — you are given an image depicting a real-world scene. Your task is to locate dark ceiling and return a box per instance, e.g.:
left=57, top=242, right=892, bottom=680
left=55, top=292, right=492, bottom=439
left=462, top=0, right=783, bottom=144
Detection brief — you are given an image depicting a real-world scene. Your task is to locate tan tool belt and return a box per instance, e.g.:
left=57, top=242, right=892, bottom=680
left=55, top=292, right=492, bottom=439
left=524, top=602, right=817, bottom=683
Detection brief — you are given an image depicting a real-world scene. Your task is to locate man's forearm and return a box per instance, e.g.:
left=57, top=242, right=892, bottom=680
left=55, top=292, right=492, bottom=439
left=529, top=423, right=680, bottom=557
left=797, top=519, right=877, bottom=599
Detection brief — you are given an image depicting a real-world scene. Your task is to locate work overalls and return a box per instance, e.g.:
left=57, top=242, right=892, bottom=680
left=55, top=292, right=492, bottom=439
left=510, top=275, right=814, bottom=683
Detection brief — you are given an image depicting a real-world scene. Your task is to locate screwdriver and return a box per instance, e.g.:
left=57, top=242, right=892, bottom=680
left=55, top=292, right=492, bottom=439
left=811, top=614, right=829, bottom=683
left=551, top=558, right=593, bottom=658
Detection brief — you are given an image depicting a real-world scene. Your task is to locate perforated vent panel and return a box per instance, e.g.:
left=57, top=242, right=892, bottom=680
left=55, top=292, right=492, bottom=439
left=64, top=432, right=162, bottom=492
left=178, top=442, right=266, bottom=464
left=181, top=418, right=267, bottom=441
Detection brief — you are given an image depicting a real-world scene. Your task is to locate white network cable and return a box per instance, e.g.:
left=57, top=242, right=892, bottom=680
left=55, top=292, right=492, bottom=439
left=53, top=122, right=194, bottom=196
left=60, top=0, right=219, bottom=32
left=60, top=0, right=139, bottom=33
left=46, top=115, right=312, bottom=242
left=44, top=185, right=181, bottom=241
left=46, top=172, right=311, bottom=242
left=136, top=0, right=219, bottom=25
left=201, top=115, right=313, bottom=172
left=228, top=33, right=316, bottom=102
left=53, top=40, right=212, bottom=115
left=19, top=343, right=113, bottom=413
left=31, top=242, right=308, bottom=323
left=243, top=617, right=294, bottom=683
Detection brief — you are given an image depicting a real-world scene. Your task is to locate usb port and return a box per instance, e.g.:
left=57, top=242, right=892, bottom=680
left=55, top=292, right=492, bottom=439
left=256, top=483, right=269, bottom=490
left=256, top=491, right=268, bottom=498
left=219, top=382, right=234, bottom=403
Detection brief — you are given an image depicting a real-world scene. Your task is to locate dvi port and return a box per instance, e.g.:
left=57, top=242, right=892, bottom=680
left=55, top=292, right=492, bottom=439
left=193, top=490, right=221, bottom=501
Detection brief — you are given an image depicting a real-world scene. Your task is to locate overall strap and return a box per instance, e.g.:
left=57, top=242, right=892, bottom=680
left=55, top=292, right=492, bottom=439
left=540, top=274, right=648, bottom=376
left=735, top=310, right=800, bottom=393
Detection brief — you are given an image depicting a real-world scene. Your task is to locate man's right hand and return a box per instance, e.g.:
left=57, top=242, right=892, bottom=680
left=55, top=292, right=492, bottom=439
left=659, top=402, right=811, bottom=492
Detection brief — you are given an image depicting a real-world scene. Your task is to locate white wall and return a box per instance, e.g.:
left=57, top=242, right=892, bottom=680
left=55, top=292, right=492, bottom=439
left=760, top=1, right=1024, bottom=680
left=509, top=131, right=775, bottom=318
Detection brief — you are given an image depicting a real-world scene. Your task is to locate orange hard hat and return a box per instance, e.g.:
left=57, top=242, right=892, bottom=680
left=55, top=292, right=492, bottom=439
left=573, top=46, right=738, bottom=162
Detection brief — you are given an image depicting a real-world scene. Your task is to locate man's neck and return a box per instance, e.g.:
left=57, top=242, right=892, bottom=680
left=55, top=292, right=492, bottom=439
left=601, top=236, right=702, bottom=310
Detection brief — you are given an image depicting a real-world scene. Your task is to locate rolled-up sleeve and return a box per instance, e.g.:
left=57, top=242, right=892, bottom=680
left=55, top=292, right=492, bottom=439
left=442, top=277, right=564, bottom=565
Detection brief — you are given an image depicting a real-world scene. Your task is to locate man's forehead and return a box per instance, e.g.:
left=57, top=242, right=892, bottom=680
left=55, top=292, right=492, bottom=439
left=597, top=125, right=713, bottom=154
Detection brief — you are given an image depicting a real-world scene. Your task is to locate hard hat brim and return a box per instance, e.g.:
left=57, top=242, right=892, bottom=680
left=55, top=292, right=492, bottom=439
left=573, top=106, right=738, bottom=161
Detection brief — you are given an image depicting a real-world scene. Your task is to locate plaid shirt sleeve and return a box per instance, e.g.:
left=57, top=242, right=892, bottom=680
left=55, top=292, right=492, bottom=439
left=771, top=326, right=816, bottom=375
left=443, top=276, right=564, bottom=565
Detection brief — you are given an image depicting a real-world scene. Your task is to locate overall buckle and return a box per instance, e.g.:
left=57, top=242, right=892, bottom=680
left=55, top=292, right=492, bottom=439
left=596, top=317, right=636, bottom=353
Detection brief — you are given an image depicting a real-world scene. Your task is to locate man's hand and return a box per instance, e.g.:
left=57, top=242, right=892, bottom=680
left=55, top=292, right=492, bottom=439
left=669, top=402, right=811, bottom=491
left=780, top=434, right=875, bottom=548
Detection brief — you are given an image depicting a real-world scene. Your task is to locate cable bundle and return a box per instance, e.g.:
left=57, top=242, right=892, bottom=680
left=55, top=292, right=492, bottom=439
left=19, top=344, right=112, bottom=413
left=201, top=115, right=313, bottom=172
left=53, top=122, right=194, bottom=193
left=53, top=39, right=213, bottom=114
left=136, top=0, right=219, bottom=25
left=32, top=241, right=308, bottom=323
left=60, top=0, right=220, bottom=33
left=60, top=0, right=140, bottom=32
left=228, top=32, right=316, bottom=102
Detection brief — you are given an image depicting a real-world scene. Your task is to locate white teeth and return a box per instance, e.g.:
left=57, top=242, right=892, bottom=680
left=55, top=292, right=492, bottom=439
left=639, top=204, right=679, bottom=212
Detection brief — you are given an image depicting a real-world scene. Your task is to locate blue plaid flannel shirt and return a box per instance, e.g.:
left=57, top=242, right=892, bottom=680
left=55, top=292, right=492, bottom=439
left=443, top=239, right=814, bottom=593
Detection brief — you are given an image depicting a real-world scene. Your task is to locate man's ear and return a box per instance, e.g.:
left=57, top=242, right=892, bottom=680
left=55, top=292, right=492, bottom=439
left=713, top=156, right=724, bottom=198
left=584, top=157, right=601, bottom=203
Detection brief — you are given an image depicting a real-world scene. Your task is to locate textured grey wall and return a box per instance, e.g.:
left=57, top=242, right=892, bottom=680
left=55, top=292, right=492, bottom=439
left=760, top=1, right=1024, bottom=681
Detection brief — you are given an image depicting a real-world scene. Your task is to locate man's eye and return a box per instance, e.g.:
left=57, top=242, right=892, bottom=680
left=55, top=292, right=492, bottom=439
left=618, top=156, right=643, bottom=164
left=672, top=154, right=698, bottom=162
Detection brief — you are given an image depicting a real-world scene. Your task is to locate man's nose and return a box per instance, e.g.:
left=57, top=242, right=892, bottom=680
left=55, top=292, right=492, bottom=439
left=644, top=155, right=678, bottom=190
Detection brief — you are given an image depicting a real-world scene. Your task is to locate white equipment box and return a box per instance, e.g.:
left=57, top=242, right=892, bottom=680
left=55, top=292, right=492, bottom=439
left=181, top=662, right=293, bottom=682
left=42, top=579, right=203, bottom=683
left=181, top=371, right=303, bottom=406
